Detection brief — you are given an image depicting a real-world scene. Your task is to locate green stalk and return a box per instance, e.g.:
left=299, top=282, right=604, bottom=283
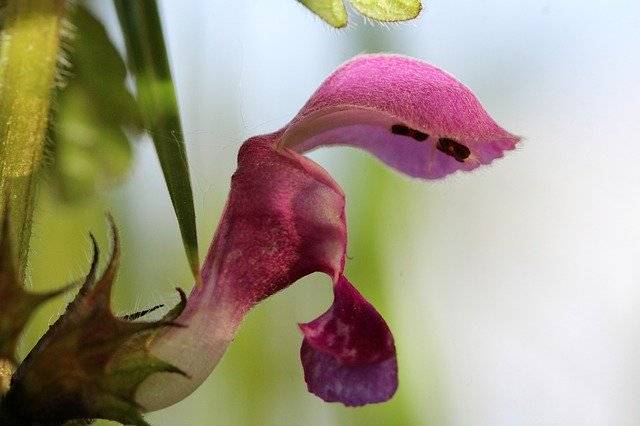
left=0, top=0, right=67, bottom=275
left=113, top=0, right=200, bottom=278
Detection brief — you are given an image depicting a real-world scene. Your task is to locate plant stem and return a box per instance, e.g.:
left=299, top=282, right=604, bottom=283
left=0, top=0, right=66, bottom=275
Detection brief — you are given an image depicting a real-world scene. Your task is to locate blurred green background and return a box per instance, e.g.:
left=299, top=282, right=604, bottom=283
left=19, top=0, right=640, bottom=425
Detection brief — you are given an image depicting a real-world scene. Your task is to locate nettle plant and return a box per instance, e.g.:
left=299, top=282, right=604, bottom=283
left=0, top=1, right=519, bottom=424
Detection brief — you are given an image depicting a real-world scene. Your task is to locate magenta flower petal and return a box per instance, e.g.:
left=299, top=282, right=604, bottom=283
left=281, top=54, right=520, bottom=178
left=300, top=275, right=397, bottom=406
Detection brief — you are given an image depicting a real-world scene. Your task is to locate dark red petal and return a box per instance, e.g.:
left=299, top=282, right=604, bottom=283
left=203, top=133, right=347, bottom=312
left=300, top=276, right=398, bottom=406
left=138, top=134, right=350, bottom=410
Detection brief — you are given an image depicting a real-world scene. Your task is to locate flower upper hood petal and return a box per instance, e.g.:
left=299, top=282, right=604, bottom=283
left=282, top=54, right=519, bottom=178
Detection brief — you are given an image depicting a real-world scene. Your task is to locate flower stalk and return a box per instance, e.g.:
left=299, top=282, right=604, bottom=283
left=0, top=0, right=67, bottom=274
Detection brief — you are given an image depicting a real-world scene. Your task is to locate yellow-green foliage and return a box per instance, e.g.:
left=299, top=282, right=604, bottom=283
left=0, top=0, right=67, bottom=271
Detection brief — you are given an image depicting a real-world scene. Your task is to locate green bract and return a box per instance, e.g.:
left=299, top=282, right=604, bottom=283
left=1, top=219, right=186, bottom=425
left=298, top=0, right=422, bottom=28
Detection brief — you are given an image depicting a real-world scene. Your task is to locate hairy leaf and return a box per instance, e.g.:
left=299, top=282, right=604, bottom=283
left=350, top=0, right=421, bottom=22
left=297, top=0, right=421, bottom=27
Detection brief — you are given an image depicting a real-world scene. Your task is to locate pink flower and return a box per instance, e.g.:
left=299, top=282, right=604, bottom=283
left=136, top=54, right=520, bottom=411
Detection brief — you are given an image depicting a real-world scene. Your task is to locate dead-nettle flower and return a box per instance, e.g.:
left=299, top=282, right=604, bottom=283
left=136, top=53, right=520, bottom=410
left=3, top=54, right=518, bottom=424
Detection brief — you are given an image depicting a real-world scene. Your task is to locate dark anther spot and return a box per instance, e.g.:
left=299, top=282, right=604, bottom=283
left=436, top=137, right=471, bottom=162
left=390, top=124, right=429, bottom=142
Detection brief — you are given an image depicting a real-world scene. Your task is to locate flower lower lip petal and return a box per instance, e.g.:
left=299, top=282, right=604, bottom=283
left=300, top=275, right=398, bottom=406
left=300, top=339, right=398, bottom=407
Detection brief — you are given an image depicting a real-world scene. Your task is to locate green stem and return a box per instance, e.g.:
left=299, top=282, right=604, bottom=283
left=0, top=0, right=67, bottom=275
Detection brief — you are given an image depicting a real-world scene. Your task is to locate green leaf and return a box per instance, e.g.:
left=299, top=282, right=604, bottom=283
left=113, top=0, right=199, bottom=278
left=49, top=5, right=141, bottom=201
left=349, top=0, right=421, bottom=21
left=297, top=0, right=421, bottom=27
left=298, top=0, right=348, bottom=28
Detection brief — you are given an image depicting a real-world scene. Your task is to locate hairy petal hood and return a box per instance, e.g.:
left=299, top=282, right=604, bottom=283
left=282, top=54, right=519, bottom=178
